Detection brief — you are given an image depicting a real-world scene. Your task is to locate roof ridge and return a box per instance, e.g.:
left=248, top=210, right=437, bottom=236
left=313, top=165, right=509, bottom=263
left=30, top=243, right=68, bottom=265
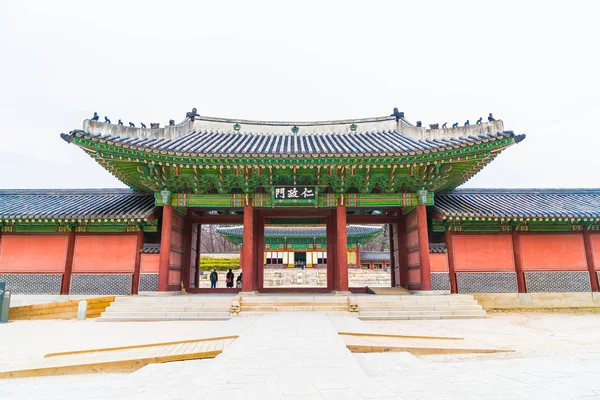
left=444, top=188, right=600, bottom=194
left=0, top=188, right=150, bottom=195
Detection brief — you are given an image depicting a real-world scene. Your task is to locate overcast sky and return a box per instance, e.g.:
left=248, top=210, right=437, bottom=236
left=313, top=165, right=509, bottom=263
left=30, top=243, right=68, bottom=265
left=0, top=0, right=598, bottom=190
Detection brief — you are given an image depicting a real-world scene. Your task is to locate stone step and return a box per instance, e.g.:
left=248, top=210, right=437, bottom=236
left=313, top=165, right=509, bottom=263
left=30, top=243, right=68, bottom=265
left=105, top=306, right=230, bottom=312
left=237, top=311, right=354, bottom=317
left=240, top=300, right=348, bottom=306
left=95, top=315, right=231, bottom=322
left=101, top=311, right=231, bottom=318
left=356, top=305, right=482, bottom=311
left=358, top=314, right=488, bottom=320
left=359, top=310, right=487, bottom=319
left=240, top=305, right=349, bottom=312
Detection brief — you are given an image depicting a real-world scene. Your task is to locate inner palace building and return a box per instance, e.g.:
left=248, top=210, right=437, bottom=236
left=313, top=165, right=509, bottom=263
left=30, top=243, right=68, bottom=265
left=0, top=109, right=599, bottom=295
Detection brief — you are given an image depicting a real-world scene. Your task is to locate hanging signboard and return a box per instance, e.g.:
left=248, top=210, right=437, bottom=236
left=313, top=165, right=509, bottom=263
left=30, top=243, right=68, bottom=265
left=272, top=186, right=318, bottom=207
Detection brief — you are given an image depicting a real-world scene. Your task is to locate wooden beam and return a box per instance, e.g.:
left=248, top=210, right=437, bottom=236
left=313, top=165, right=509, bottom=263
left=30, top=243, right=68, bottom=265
left=189, top=216, right=243, bottom=224
left=444, top=230, right=458, bottom=294
left=158, top=206, right=173, bottom=291
left=388, top=224, right=396, bottom=287
left=511, top=229, right=527, bottom=293
left=347, top=216, right=399, bottom=224
left=326, top=211, right=336, bottom=291
left=131, top=229, right=144, bottom=295
left=397, top=213, right=408, bottom=288
left=181, top=216, right=193, bottom=291
left=60, top=229, right=76, bottom=295
left=195, top=223, right=201, bottom=288
left=241, top=204, right=254, bottom=292
left=416, top=204, right=432, bottom=291
left=583, top=229, right=599, bottom=292
left=335, top=204, right=349, bottom=291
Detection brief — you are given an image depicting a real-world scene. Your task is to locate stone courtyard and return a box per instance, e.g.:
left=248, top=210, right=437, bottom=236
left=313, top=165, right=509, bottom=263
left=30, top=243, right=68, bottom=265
left=2, top=311, right=600, bottom=399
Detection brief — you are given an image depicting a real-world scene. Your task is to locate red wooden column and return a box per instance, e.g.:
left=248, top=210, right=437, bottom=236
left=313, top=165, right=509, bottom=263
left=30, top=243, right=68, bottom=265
left=511, top=229, right=527, bottom=293
left=241, top=204, right=255, bottom=292
left=335, top=203, right=349, bottom=291
left=131, top=229, right=144, bottom=295
left=158, top=205, right=173, bottom=291
left=355, top=246, right=361, bottom=270
left=416, top=204, right=432, bottom=290
left=255, top=211, right=265, bottom=290
left=60, top=228, right=77, bottom=295
left=388, top=224, right=396, bottom=287
left=326, top=211, right=336, bottom=290
left=195, top=223, right=201, bottom=288
left=583, top=229, right=599, bottom=292
left=444, top=230, right=458, bottom=294
left=181, top=216, right=193, bottom=291
left=397, top=212, right=408, bottom=288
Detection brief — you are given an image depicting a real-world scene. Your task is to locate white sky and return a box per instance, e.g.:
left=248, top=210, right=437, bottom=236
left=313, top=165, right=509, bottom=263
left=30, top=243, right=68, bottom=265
left=0, top=0, right=598, bottom=190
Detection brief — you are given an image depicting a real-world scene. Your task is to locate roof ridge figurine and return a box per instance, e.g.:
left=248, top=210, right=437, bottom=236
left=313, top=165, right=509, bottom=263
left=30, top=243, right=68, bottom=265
left=91, top=112, right=99, bottom=121
left=488, top=113, right=495, bottom=122
left=186, top=108, right=199, bottom=121
left=104, top=116, right=111, bottom=124
left=129, top=122, right=135, bottom=127
left=118, top=119, right=123, bottom=126
left=140, top=122, right=146, bottom=129
left=390, top=107, right=404, bottom=121
left=476, top=117, right=482, bottom=124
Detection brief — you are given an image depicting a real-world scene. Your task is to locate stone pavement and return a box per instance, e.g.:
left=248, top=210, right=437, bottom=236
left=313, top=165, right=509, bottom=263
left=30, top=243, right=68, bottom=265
left=3, top=313, right=600, bottom=399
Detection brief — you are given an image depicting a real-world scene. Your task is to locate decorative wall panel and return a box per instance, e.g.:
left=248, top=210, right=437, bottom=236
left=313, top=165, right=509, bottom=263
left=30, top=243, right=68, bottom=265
left=525, top=272, right=590, bottom=292
left=0, top=274, right=62, bottom=294
left=456, top=272, right=518, bottom=293
left=431, top=272, right=450, bottom=291
left=139, top=273, right=159, bottom=292
left=70, top=274, right=132, bottom=295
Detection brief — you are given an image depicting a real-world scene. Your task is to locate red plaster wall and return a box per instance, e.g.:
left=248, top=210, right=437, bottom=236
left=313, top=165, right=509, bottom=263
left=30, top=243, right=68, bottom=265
left=72, top=235, right=137, bottom=273
left=453, top=234, right=514, bottom=272
left=520, top=234, right=586, bottom=271
left=0, top=234, right=68, bottom=273
left=430, top=253, right=448, bottom=272
left=591, top=234, right=600, bottom=270
left=140, top=253, right=160, bottom=273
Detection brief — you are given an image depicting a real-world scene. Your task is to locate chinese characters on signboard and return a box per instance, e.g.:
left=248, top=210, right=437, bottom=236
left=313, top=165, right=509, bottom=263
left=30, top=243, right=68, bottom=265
left=274, top=186, right=316, bottom=200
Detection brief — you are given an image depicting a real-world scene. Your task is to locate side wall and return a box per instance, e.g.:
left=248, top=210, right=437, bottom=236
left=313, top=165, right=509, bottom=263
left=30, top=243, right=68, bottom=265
left=446, top=231, right=597, bottom=293
left=0, top=232, right=139, bottom=295
left=0, top=234, right=68, bottom=294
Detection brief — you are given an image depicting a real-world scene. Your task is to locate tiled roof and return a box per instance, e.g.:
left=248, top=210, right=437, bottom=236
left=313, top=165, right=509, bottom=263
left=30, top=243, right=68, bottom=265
left=429, top=243, right=447, bottom=253
left=65, top=129, right=520, bottom=157
left=0, top=189, right=156, bottom=220
left=435, top=189, right=600, bottom=219
left=217, top=225, right=383, bottom=238
left=141, top=243, right=160, bottom=254
left=360, top=251, right=391, bottom=262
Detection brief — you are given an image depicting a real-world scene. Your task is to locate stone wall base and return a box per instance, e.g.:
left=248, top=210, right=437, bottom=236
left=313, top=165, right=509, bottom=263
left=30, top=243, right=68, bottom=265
left=474, top=292, right=600, bottom=310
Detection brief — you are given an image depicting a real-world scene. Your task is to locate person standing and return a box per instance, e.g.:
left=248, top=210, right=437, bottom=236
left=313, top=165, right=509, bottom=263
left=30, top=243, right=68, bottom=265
left=236, top=272, right=243, bottom=289
left=226, top=268, right=234, bottom=288
left=210, top=269, right=218, bottom=289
